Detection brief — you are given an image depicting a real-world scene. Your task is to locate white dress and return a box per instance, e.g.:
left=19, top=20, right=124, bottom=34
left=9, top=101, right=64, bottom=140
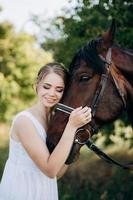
left=0, top=111, right=58, bottom=200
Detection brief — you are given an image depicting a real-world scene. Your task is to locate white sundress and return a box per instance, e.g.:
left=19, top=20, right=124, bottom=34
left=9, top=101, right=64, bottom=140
left=0, top=111, right=58, bottom=200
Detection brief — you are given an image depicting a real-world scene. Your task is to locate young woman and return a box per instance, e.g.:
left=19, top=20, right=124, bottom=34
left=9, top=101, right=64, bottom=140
left=0, top=63, right=92, bottom=200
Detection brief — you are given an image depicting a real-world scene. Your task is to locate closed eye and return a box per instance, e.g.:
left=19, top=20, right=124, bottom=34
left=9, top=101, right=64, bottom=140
left=56, top=88, right=64, bottom=93
left=43, top=85, right=50, bottom=89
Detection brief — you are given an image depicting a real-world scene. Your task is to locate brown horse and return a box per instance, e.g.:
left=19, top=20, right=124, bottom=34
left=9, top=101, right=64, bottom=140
left=47, top=20, right=133, bottom=164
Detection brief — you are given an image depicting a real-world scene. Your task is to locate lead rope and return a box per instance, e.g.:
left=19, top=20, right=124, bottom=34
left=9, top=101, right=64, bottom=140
left=86, top=139, right=133, bottom=169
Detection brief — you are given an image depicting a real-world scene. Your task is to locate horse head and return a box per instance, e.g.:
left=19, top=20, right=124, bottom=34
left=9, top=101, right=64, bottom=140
left=47, top=20, right=133, bottom=164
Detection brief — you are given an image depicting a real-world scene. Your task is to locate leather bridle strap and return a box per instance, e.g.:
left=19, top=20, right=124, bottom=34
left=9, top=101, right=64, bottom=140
left=91, top=48, right=126, bottom=118
left=91, top=72, right=109, bottom=117
left=86, top=139, right=131, bottom=169
left=91, top=48, right=111, bottom=117
left=111, top=67, right=126, bottom=109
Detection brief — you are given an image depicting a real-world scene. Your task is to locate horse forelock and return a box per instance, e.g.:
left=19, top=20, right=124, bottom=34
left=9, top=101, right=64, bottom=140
left=69, top=38, right=106, bottom=76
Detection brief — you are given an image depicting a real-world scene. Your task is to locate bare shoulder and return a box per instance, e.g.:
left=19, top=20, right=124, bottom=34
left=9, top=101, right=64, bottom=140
left=11, top=114, right=51, bottom=175
left=14, top=115, right=35, bottom=131
left=13, top=114, right=40, bottom=143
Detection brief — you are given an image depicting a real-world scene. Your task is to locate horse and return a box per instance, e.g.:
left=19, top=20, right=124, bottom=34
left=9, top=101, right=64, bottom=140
left=46, top=19, right=133, bottom=165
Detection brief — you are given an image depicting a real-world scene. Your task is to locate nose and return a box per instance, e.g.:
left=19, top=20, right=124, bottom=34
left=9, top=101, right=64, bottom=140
left=48, top=88, right=56, bottom=96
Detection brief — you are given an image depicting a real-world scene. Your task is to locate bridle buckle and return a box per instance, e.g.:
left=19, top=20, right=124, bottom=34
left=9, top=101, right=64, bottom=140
left=74, top=128, right=91, bottom=145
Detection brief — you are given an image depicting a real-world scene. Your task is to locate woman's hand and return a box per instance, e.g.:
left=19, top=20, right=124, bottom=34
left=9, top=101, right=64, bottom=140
left=68, top=106, right=91, bottom=129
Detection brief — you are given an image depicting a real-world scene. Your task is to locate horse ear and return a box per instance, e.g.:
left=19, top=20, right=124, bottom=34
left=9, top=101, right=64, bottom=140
left=102, top=19, right=116, bottom=50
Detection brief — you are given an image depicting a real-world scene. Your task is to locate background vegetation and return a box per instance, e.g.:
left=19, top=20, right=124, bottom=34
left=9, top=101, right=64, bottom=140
left=0, top=0, right=133, bottom=199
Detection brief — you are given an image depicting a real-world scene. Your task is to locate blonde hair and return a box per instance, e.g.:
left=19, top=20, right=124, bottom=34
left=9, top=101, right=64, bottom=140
left=36, top=62, right=67, bottom=86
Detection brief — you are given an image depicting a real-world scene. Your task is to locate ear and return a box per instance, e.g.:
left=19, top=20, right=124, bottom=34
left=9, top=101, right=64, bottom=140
left=102, top=18, right=116, bottom=50
left=35, top=83, right=38, bottom=94
left=97, top=19, right=116, bottom=53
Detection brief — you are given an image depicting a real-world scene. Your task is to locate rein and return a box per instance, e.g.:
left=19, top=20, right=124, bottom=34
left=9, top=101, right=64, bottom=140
left=55, top=48, right=133, bottom=169
left=55, top=103, right=132, bottom=169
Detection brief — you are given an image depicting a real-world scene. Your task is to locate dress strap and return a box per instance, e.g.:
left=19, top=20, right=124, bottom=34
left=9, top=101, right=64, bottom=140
left=11, top=111, right=46, bottom=141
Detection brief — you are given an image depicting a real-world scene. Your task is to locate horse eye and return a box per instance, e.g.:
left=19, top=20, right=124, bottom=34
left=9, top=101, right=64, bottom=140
left=79, top=75, right=90, bottom=82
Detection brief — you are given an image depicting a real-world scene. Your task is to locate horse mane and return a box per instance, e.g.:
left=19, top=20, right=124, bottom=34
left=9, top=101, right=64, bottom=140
left=69, top=38, right=106, bottom=75
left=68, top=37, right=133, bottom=127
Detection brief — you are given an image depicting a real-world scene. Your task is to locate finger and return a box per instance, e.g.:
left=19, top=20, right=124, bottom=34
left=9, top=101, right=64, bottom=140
left=85, top=110, right=92, bottom=118
left=86, top=113, right=92, bottom=120
left=84, top=116, right=91, bottom=124
left=73, top=106, right=82, bottom=112
left=71, top=107, right=82, bottom=115
left=80, top=106, right=91, bottom=114
left=83, top=111, right=92, bottom=121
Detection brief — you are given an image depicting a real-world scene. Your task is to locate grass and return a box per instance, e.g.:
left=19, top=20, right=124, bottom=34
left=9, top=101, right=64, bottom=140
left=0, top=123, right=133, bottom=200
left=58, top=146, right=133, bottom=200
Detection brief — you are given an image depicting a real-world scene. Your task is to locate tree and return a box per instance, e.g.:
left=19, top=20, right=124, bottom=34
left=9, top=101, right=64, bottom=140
left=0, top=20, right=53, bottom=122
left=36, top=0, right=133, bottom=67
left=33, top=0, right=133, bottom=145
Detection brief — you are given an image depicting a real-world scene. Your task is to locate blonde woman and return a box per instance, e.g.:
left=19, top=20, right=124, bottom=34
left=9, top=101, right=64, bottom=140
left=0, top=63, right=91, bottom=200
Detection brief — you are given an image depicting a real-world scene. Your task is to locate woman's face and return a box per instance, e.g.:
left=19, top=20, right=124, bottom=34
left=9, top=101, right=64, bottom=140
left=37, top=72, right=65, bottom=108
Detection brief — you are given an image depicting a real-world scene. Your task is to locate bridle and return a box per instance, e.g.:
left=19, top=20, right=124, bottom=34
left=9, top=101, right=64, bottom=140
left=92, top=47, right=126, bottom=116
left=55, top=48, right=133, bottom=169
left=88, top=47, right=126, bottom=135
left=62, top=47, right=127, bottom=144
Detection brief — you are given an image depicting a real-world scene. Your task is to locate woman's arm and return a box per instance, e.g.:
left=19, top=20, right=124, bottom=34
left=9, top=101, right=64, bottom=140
left=15, top=116, right=76, bottom=178
left=57, top=164, right=69, bottom=179
left=14, top=107, right=91, bottom=178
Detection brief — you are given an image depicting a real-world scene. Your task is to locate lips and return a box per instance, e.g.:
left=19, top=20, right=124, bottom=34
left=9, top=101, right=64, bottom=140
left=45, top=97, right=57, bottom=104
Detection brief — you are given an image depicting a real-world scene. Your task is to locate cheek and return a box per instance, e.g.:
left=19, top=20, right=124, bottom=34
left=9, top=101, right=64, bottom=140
left=57, top=93, right=63, bottom=100
left=37, top=88, right=46, bottom=97
left=36, top=85, right=42, bottom=94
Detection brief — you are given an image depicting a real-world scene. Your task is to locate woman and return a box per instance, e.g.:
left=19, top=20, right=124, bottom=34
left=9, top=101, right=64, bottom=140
left=0, top=63, right=92, bottom=200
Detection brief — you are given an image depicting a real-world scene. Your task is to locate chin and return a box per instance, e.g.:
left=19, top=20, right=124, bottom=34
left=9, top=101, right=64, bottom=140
left=45, top=101, right=57, bottom=108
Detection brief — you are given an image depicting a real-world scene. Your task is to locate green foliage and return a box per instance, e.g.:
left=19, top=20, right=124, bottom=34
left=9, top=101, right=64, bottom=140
left=0, top=123, right=9, bottom=179
left=32, top=3, right=133, bottom=153
left=0, top=20, right=53, bottom=122
left=0, top=143, right=8, bottom=180
left=34, top=0, right=133, bottom=145
left=38, top=0, right=133, bottom=67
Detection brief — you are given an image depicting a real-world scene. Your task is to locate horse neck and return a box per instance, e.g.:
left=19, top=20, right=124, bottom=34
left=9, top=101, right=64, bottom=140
left=112, top=46, right=133, bottom=85
left=111, top=46, right=133, bottom=126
